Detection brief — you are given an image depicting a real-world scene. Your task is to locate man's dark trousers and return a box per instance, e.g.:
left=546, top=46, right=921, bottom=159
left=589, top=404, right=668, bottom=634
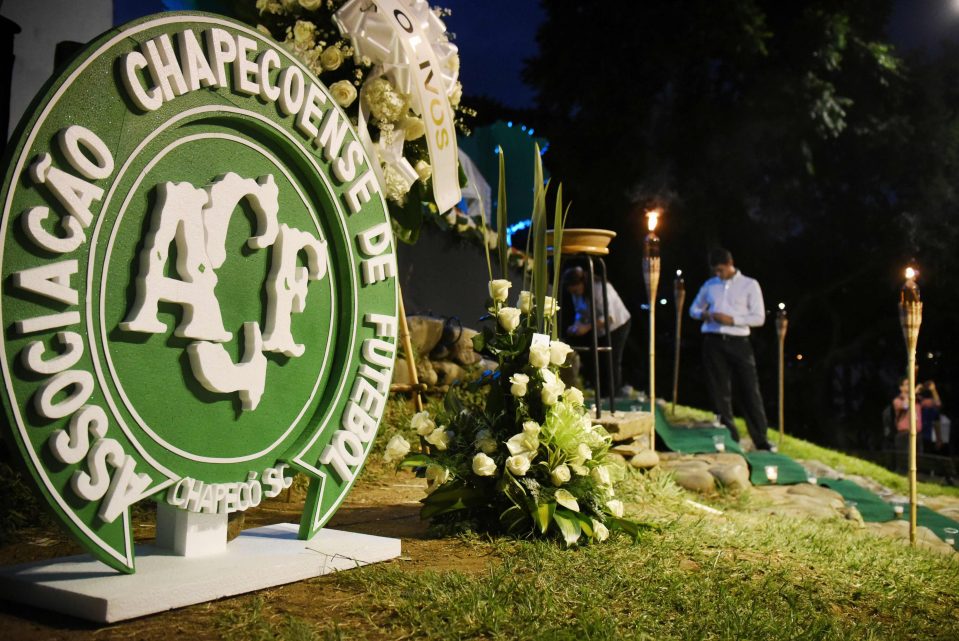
left=703, top=333, right=772, bottom=450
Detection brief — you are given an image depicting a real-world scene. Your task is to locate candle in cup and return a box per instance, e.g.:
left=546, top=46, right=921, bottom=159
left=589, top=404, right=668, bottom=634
left=765, top=465, right=779, bottom=484
left=713, top=435, right=726, bottom=453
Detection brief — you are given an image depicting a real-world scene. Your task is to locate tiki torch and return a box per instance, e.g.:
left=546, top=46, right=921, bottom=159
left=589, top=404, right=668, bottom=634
left=671, top=269, right=685, bottom=415
left=643, top=209, right=661, bottom=449
left=899, top=265, right=922, bottom=546
left=776, top=302, right=788, bottom=445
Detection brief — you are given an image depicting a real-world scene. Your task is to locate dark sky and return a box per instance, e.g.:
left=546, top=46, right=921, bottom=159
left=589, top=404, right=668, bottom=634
left=440, top=0, right=543, bottom=109
left=889, top=0, right=959, bottom=51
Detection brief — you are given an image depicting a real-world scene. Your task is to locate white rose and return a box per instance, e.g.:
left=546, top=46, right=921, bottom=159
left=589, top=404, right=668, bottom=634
left=414, top=159, right=431, bottom=182
left=329, top=80, right=357, bottom=108
left=540, top=370, right=566, bottom=406
left=292, top=20, right=315, bottom=47
left=506, top=430, right=538, bottom=459
left=403, top=116, right=426, bottom=141
left=550, top=464, right=571, bottom=486
left=543, top=296, right=559, bottom=317
left=320, top=45, right=344, bottom=71
left=592, top=519, right=610, bottom=542
left=474, top=429, right=497, bottom=454
left=383, top=434, right=411, bottom=464
left=606, top=499, right=625, bottom=518
left=425, top=426, right=452, bottom=451
left=425, top=464, right=450, bottom=493
left=510, top=373, right=529, bottom=397
left=549, top=341, right=573, bottom=366
left=489, top=279, right=511, bottom=303
left=555, top=489, right=580, bottom=512
left=449, top=81, right=462, bottom=107
left=485, top=228, right=498, bottom=250
left=577, top=442, right=593, bottom=462
left=410, top=411, right=435, bottom=436
left=517, top=290, right=532, bottom=314
left=498, top=307, right=522, bottom=333
left=506, top=455, right=531, bottom=476
left=565, top=387, right=585, bottom=406
left=298, top=0, right=323, bottom=10
left=529, top=343, right=551, bottom=369
left=591, top=465, right=611, bottom=487
left=472, top=452, right=497, bottom=477
left=523, top=421, right=541, bottom=438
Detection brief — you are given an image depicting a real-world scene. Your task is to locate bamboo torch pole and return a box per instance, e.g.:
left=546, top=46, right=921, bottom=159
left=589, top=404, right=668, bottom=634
left=776, top=303, right=788, bottom=446
left=671, top=270, right=685, bottom=416
left=643, top=209, right=661, bottom=451
left=899, top=266, right=922, bottom=546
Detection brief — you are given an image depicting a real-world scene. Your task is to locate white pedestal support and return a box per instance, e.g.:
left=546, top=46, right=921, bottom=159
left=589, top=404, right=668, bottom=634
left=0, top=524, right=401, bottom=623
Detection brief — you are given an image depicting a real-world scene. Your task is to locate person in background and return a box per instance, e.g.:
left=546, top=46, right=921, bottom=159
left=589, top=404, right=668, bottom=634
left=892, top=376, right=920, bottom=471
left=562, top=266, right=632, bottom=395
left=919, top=380, right=942, bottom=454
left=689, top=248, right=773, bottom=451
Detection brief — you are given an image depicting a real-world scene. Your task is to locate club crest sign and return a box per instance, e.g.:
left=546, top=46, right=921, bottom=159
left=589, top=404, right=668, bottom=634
left=0, top=13, right=398, bottom=573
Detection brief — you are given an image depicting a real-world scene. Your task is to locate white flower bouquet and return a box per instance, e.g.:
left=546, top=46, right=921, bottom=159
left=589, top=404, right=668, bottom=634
left=386, top=148, right=645, bottom=545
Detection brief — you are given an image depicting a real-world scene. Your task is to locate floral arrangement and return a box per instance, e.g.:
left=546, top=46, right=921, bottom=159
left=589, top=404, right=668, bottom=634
left=384, top=148, right=644, bottom=545
left=250, top=0, right=470, bottom=240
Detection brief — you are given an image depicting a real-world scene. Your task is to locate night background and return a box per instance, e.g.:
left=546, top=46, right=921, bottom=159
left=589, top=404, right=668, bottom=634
left=6, top=0, right=959, bottom=460
left=442, top=0, right=959, bottom=461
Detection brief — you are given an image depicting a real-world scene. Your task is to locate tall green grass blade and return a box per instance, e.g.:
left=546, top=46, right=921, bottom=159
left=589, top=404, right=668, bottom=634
left=497, top=149, right=508, bottom=279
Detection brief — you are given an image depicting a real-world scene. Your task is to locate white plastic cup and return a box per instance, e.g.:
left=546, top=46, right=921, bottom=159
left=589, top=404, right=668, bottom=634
left=765, top=465, right=779, bottom=484
left=893, top=503, right=905, bottom=517
left=713, top=435, right=726, bottom=453
left=807, top=476, right=817, bottom=485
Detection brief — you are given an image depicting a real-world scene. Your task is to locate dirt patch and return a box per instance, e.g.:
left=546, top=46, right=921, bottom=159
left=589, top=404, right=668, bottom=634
left=0, top=469, right=499, bottom=640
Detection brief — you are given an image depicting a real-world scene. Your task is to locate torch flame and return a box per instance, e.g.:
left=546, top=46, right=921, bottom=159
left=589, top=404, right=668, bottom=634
left=646, top=208, right=660, bottom=232
left=905, top=267, right=917, bottom=280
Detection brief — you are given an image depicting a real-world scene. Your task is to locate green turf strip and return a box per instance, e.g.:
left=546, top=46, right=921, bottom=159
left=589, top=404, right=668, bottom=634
left=746, top=450, right=810, bottom=485
left=915, top=506, right=959, bottom=550
left=817, top=478, right=896, bottom=523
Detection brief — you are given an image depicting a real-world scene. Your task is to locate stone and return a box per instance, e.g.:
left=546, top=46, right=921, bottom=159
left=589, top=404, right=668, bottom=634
left=671, top=467, right=716, bottom=493
left=786, top=483, right=845, bottom=508
left=610, top=440, right=646, bottom=457
left=406, top=315, right=444, bottom=355
left=630, top=449, right=660, bottom=469
left=451, top=328, right=481, bottom=366
left=431, top=360, right=467, bottom=385
left=798, top=459, right=842, bottom=480
left=392, top=357, right=437, bottom=387
left=662, top=457, right=710, bottom=472
left=709, top=463, right=750, bottom=491
left=595, top=411, right=654, bottom=442
left=392, top=357, right=412, bottom=385
left=865, top=520, right=957, bottom=556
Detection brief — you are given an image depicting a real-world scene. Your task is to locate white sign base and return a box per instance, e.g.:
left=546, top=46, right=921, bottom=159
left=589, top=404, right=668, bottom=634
left=0, top=524, right=401, bottom=623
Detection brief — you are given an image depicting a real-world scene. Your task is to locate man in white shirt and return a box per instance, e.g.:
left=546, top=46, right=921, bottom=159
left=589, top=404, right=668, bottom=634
left=689, top=248, right=773, bottom=450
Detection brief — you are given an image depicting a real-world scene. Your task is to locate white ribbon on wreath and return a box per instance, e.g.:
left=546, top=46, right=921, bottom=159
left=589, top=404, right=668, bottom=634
left=334, top=0, right=462, bottom=211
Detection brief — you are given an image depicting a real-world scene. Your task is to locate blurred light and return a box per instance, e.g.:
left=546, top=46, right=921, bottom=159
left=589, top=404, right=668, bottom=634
left=505, top=218, right=531, bottom=245
left=521, top=124, right=527, bottom=131
left=640, top=304, right=650, bottom=310
left=528, top=129, right=534, bottom=135
left=659, top=298, right=667, bottom=305
left=778, top=302, right=786, bottom=310
left=676, top=269, right=683, bottom=277
left=507, top=121, right=513, bottom=127
left=646, top=208, right=660, bottom=232
left=927, top=352, right=935, bottom=359
left=796, top=354, right=804, bottom=361
left=905, top=266, right=917, bottom=280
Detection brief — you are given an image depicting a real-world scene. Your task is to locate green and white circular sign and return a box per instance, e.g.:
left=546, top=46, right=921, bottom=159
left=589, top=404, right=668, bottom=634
left=0, top=12, right=398, bottom=573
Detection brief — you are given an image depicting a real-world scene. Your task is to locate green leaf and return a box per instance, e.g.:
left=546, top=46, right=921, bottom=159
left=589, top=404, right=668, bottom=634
left=472, top=332, right=486, bottom=352
left=576, top=513, right=595, bottom=539
left=397, top=453, right=434, bottom=469
left=550, top=183, right=565, bottom=339
left=606, top=516, right=656, bottom=542
left=534, top=501, right=555, bottom=534
left=552, top=508, right=582, bottom=546
left=497, top=149, right=509, bottom=279
left=500, top=504, right=528, bottom=533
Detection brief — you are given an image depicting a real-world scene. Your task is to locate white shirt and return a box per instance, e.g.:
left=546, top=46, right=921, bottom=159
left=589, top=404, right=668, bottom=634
left=572, top=280, right=631, bottom=336
left=689, top=270, right=765, bottom=336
